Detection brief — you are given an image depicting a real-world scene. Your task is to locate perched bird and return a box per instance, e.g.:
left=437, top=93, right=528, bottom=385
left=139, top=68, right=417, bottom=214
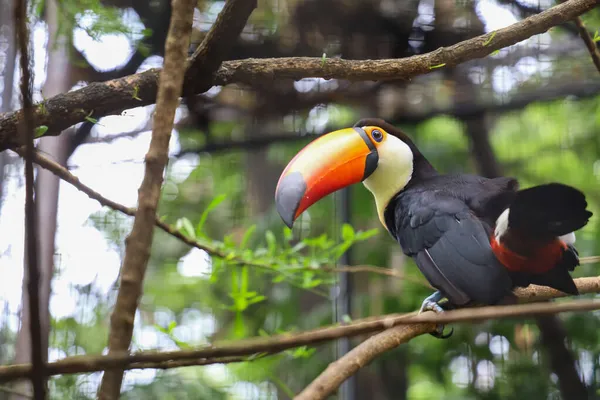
left=274, top=118, right=592, bottom=337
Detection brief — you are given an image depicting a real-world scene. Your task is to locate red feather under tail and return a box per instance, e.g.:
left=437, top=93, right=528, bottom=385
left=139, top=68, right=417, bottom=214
left=490, top=236, right=567, bottom=274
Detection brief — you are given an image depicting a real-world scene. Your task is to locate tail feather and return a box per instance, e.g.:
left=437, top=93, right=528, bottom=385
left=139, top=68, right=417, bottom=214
left=507, top=183, right=592, bottom=237
left=492, top=183, right=592, bottom=281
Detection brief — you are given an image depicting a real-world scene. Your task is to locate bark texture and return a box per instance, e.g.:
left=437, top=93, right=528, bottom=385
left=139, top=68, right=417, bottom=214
left=96, top=0, right=198, bottom=397
left=0, top=0, right=596, bottom=150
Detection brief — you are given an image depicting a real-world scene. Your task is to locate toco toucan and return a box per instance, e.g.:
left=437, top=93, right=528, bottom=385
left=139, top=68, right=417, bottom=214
left=274, top=118, right=592, bottom=337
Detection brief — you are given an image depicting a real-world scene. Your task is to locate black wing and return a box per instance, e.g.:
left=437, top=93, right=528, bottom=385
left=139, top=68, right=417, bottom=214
left=392, top=192, right=513, bottom=306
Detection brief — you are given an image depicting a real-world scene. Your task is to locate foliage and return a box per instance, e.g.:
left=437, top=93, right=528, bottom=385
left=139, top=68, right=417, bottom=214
left=6, top=0, right=600, bottom=398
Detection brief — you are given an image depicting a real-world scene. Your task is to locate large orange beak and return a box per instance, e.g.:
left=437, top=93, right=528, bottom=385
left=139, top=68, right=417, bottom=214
left=275, top=127, right=378, bottom=228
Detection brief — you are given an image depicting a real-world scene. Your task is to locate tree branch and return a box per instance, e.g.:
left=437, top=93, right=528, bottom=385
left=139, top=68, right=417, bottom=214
left=14, top=147, right=600, bottom=284
left=0, top=286, right=600, bottom=383
left=295, top=295, right=600, bottom=400
left=0, top=0, right=597, bottom=151
left=97, top=0, right=198, bottom=396
left=295, top=323, right=433, bottom=400
left=573, top=16, right=600, bottom=74
left=15, top=0, right=46, bottom=398
left=186, top=0, right=258, bottom=84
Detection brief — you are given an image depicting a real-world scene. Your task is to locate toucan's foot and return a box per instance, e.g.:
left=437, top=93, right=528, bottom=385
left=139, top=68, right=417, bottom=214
left=419, top=291, right=453, bottom=339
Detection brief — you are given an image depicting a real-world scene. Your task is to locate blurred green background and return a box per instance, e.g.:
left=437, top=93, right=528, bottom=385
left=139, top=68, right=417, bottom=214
left=1, top=0, right=600, bottom=398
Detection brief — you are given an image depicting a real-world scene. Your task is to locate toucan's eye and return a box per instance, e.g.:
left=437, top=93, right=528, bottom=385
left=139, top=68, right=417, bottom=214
left=371, top=129, right=383, bottom=142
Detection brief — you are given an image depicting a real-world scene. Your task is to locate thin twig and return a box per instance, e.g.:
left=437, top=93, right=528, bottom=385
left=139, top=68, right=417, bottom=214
left=13, top=148, right=431, bottom=286
left=320, top=265, right=431, bottom=287
left=0, top=0, right=597, bottom=149
left=15, top=0, right=46, bottom=398
left=573, top=16, right=600, bottom=73
left=97, top=0, right=198, bottom=397
left=0, top=284, right=600, bottom=383
left=581, top=255, right=600, bottom=264
left=16, top=148, right=600, bottom=287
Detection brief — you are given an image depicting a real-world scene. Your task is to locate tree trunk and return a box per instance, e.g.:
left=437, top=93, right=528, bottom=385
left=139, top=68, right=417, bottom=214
left=537, top=316, right=587, bottom=399
left=11, top=0, right=73, bottom=398
left=0, top=0, right=16, bottom=204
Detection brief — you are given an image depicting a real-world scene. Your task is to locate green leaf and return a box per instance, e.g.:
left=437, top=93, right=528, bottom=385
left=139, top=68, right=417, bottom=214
left=355, top=228, right=379, bottom=241
left=177, top=217, right=195, bottom=239
left=265, top=230, right=277, bottom=254
left=288, top=346, right=316, bottom=359
left=240, top=225, right=256, bottom=250
left=254, top=248, right=268, bottom=257
left=304, top=279, right=322, bottom=288
left=247, top=295, right=267, bottom=306
left=482, top=31, right=497, bottom=46
left=290, top=242, right=306, bottom=253
left=428, top=63, right=446, bottom=70
left=283, top=227, right=293, bottom=242
left=196, top=194, right=227, bottom=237
left=341, top=224, right=355, bottom=241
left=258, top=329, right=270, bottom=337
left=34, top=125, right=48, bottom=138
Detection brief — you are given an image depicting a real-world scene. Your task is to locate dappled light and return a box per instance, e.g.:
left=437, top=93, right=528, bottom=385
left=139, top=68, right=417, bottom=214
left=1, top=0, right=600, bottom=399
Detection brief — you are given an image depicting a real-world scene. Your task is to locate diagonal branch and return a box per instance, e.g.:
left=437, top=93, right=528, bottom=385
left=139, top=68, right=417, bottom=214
left=14, top=148, right=428, bottom=284
left=15, top=147, right=600, bottom=282
left=97, top=0, right=257, bottom=397
left=186, top=0, right=258, bottom=87
left=0, top=287, right=600, bottom=383
left=15, top=0, right=46, bottom=398
left=0, top=0, right=597, bottom=151
left=97, top=0, right=199, bottom=397
left=573, top=17, right=600, bottom=73
left=294, top=293, right=600, bottom=400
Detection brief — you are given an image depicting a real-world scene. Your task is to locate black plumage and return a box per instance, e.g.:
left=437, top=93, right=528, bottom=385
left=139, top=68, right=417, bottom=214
left=384, top=174, right=518, bottom=306
left=358, top=116, right=593, bottom=307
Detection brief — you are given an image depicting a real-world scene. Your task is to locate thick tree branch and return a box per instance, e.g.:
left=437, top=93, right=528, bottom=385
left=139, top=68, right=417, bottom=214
left=295, top=324, right=433, bottom=400
left=97, top=0, right=197, bottom=397
left=0, top=288, right=600, bottom=383
left=0, top=0, right=597, bottom=151
left=186, top=0, right=258, bottom=84
left=15, top=0, right=46, bottom=398
left=171, top=79, right=600, bottom=157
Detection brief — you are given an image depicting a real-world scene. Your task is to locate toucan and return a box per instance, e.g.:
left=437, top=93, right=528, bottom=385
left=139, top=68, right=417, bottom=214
left=274, top=118, right=592, bottom=337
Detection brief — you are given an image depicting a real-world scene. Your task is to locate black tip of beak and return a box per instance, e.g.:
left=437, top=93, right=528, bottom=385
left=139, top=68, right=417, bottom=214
left=275, top=171, right=307, bottom=229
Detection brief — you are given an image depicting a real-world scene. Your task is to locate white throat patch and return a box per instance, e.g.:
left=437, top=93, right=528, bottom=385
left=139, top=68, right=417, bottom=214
left=362, top=135, right=414, bottom=227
